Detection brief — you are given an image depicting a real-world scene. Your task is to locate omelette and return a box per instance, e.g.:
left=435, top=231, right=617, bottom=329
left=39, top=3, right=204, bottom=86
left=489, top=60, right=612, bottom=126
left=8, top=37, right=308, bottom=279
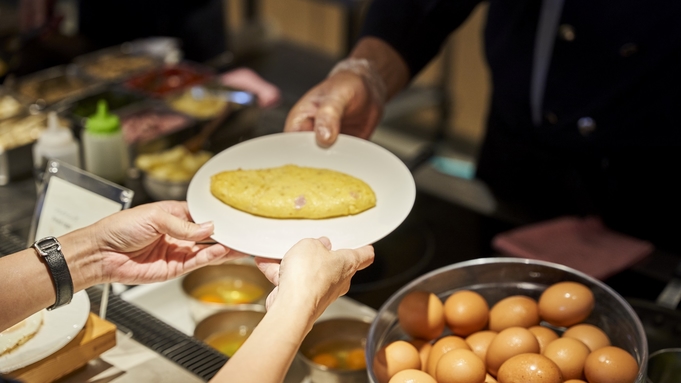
left=210, top=164, right=376, bottom=219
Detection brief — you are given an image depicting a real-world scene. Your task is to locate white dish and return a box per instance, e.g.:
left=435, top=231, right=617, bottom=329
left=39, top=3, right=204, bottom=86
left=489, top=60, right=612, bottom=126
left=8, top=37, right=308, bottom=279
left=187, top=132, right=416, bottom=259
left=0, top=290, right=90, bottom=373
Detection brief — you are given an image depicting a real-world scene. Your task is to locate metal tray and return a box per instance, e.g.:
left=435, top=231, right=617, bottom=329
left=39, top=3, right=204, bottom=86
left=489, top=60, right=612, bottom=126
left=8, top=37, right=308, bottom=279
left=6, top=65, right=102, bottom=110
left=73, top=45, right=164, bottom=83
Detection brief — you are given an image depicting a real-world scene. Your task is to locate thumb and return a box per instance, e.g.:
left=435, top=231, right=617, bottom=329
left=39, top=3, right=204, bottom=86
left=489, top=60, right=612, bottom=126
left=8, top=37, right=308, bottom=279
left=265, top=286, right=279, bottom=310
left=313, top=95, right=346, bottom=147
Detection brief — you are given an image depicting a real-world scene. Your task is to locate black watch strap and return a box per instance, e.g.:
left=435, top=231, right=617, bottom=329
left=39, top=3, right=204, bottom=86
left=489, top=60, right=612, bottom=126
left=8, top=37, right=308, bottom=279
left=33, top=237, right=74, bottom=310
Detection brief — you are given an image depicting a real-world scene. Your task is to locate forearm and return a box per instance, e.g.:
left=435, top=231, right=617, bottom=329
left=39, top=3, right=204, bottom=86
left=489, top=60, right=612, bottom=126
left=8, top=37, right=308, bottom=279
left=348, top=37, right=410, bottom=101
left=210, top=296, right=315, bottom=383
left=0, top=228, right=100, bottom=331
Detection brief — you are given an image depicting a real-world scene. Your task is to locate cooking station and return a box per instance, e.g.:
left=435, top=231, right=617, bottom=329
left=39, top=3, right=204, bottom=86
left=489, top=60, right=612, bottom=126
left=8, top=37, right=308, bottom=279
left=2, top=40, right=681, bottom=382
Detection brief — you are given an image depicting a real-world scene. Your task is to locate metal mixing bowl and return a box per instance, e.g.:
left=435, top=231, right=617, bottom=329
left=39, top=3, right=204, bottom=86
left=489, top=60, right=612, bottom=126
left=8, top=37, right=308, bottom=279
left=366, top=257, right=649, bottom=383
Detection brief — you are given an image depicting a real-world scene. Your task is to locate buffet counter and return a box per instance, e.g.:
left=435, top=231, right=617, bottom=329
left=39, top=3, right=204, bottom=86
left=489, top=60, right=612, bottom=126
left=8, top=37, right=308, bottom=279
left=56, top=285, right=376, bottom=383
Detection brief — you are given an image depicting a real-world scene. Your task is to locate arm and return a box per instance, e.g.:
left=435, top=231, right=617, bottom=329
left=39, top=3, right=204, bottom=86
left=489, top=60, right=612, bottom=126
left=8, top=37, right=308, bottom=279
left=0, top=201, right=237, bottom=331
left=210, top=238, right=375, bottom=383
left=284, top=0, right=481, bottom=147
left=284, top=37, right=409, bottom=147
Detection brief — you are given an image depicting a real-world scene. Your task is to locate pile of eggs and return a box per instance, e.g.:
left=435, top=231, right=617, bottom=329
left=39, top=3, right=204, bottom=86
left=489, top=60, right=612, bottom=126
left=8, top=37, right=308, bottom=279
left=372, top=281, right=639, bottom=383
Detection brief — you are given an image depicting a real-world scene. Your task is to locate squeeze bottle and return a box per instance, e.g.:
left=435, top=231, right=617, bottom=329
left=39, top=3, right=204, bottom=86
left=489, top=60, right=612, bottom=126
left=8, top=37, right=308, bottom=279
left=32, top=111, right=81, bottom=181
left=82, top=100, right=129, bottom=184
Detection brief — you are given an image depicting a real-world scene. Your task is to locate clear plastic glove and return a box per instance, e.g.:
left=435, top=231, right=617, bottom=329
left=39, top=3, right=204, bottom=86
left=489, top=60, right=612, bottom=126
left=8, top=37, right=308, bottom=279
left=284, top=58, right=387, bottom=148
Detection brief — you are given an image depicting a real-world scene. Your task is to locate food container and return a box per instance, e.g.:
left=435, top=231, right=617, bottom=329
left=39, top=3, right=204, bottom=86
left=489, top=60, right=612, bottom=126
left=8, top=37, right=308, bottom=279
left=298, top=318, right=372, bottom=383
left=125, top=37, right=183, bottom=64
left=123, top=63, right=214, bottom=98
left=118, top=104, right=195, bottom=146
left=194, top=309, right=266, bottom=357
left=0, top=113, right=71, bottom=185
left=8, top=65, right=99, bottom=109
left=181, top=262, right=274, bottom=323
left=165, top=86, right=229, bottom=120
left=647, top=348, right=681, bottom=383
left=73, top=45, right=162, bottom=83
left=164, top=83, right=256, bottom=120
left=0, top=91, right=26, bottom=121
left=66, top=88, right=146, bottom=125
left=134, top=145, right=212, bottom=201
left=366, top=257, right=649, bottom=383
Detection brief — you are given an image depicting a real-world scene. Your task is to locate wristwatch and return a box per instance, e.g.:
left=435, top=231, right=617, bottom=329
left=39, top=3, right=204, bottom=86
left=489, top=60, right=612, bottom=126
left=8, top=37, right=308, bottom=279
left=33, top=236, right=74, bottom=310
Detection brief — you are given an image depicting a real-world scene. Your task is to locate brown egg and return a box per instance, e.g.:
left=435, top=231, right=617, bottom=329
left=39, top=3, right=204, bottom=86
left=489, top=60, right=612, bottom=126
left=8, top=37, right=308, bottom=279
left=489, top=295, right=540, bottom=331
left=409, top=339, right=432, bottom=372
left=426, top=335, right=470, bottom=376
left=564, top=380, right=587, bottom=383
left=543, top=337, right=590, bottom=380
left=528, top=325, right=559, bottom=354
left=444, top=290, right=490, bottom=336
left=562, top=323, right=611, bottom=351
left=398, top=291, right=445, bottom=340
left=389, top=369, right=438, bottom=383
left=373, top=340, right=422, bottom=383
left=539, top=281, right=595, bottom=327
left=465, top=330, right=498, bottom=364
left=584, top=346, right=639, bottom=383
left=485, top=373, right=499, bottom=383
left=436, top=348, right=487, bottom=383
left=485, top=327, right=540, bottom=376
left=496, top=353, right=563, bottom=383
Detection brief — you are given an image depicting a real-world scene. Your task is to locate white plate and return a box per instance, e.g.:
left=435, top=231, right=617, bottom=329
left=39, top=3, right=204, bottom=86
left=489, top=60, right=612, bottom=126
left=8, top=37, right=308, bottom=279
left=187, top=132, right=416, bottom=258
left=0, top=290, right=90, bottom=373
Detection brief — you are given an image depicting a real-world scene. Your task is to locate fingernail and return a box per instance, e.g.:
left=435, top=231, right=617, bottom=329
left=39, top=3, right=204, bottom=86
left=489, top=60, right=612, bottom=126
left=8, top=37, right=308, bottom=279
left=318, top=126, right=331, bottom=141
left=199, top=222, right=213, bottom=229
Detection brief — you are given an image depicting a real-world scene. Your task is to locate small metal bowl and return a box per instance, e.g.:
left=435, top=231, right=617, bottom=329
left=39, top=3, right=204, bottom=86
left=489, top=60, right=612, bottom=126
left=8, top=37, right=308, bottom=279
left=182, top=262, right=273, bottom=323
left=142, top=173, right=189, bottom=201
left=194, top=309, right=266, bottom=357
left=298, top=317, right=372, bottom=383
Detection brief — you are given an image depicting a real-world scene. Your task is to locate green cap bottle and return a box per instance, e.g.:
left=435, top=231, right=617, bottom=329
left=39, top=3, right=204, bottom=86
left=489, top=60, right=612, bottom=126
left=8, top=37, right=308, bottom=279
left=86, top=100, right=120, bottom=134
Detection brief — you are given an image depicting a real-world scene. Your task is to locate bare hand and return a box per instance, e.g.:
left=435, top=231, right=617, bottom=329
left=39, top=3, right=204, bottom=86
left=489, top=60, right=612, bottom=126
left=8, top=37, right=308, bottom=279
left=254, top=237, right=374, bottom=321
left=87, top=201, right=242, bottom=285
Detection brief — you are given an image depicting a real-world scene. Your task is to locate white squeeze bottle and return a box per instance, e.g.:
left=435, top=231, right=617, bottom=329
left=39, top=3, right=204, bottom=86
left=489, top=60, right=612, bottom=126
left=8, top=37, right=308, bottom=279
left=82, top=100, right=129, bottom=184
left=32, top=111, right=81, bottom=182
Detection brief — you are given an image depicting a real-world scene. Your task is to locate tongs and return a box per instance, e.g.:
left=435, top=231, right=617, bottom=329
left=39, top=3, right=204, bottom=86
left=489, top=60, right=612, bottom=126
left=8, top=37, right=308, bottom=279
left=182, top=86, right=257, bottom=153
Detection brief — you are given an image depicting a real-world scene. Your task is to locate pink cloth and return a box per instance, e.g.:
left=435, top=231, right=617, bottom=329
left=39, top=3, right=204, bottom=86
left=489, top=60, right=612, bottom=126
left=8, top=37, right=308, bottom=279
left=492, top=216, right=654, bottom=280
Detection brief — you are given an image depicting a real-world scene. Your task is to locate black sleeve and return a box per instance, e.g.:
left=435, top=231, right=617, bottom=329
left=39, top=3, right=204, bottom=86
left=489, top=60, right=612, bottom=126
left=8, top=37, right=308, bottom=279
left=359, top=0, right=484, bottom=78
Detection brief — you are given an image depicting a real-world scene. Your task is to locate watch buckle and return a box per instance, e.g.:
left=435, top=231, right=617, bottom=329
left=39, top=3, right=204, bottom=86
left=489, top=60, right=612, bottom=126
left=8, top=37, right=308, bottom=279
left=33, top=236, right=62, bottom=257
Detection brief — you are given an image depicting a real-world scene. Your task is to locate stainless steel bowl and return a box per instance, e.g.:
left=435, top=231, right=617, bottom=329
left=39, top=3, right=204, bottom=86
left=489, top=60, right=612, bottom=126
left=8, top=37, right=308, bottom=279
left=194, top=309, right=266, bottom=356
left=181, top=262, right=274, bottom=322
left=298, top=318, right=372, bottom=383
left=366, top=257, right=649, bottom=383
left=142, top=173, right=189, bottom=201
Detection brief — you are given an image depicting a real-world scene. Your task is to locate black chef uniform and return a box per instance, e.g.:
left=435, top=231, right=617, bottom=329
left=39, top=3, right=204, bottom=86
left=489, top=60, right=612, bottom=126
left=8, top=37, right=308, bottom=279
left=361, top=0, right=681, bottom=254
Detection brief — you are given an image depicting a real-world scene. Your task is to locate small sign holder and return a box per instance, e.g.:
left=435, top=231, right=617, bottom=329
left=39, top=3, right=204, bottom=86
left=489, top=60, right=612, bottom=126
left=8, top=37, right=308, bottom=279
left=28, top=160, right=134, bottom=320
